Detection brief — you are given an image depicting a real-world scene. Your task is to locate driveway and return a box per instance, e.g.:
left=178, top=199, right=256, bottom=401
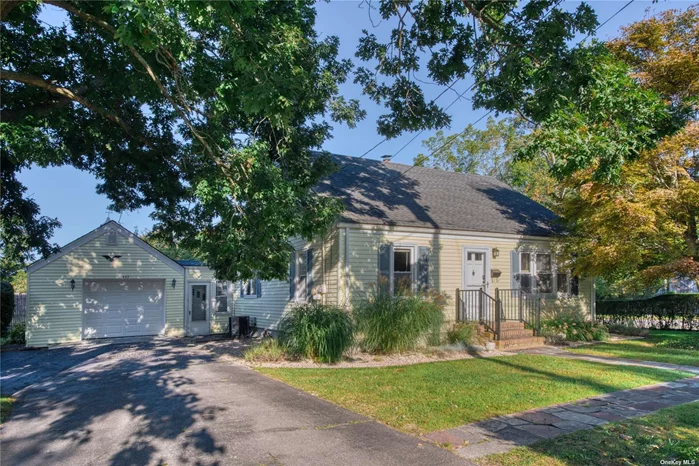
left=0, top=341, right=470, bottom=466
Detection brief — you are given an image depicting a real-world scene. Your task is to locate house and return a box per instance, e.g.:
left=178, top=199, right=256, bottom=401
left=24, top=154, right=594, bottom=347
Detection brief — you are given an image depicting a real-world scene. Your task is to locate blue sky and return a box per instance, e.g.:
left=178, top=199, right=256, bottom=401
left=18, top=0, right=692, bottom=246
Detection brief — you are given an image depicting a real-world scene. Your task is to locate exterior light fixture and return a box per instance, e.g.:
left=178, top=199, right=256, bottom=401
left=172, top=278, right=177, bottom=289
left=492, top=248, right=500, bottom=259
left=70, top=279, right=76, bottom=291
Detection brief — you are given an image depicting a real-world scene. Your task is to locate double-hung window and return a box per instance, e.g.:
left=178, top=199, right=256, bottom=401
left=393, top=248, right=413, bottom=295
left=241, top=277, right=260, bottom=299
left=215, top=281, right=229, bottom=312
left=536, top=253, right=553, bottom=293
left=296, top=250, right=308, bottom=302
left=520, top=253, right=533, bottom=292
left=517, top=251, right=578, bottom=296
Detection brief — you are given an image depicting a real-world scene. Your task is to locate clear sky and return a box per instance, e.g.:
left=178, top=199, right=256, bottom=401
left=18, top=0, right=692, bottom=247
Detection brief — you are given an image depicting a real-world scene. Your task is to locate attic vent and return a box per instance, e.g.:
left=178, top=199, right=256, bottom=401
left=107, top=231, right=117, bottom=245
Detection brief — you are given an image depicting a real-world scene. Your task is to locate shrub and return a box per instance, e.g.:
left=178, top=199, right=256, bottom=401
left=542, top=317, right=609, bottom=342
left=244, top=338, right=286, bottom=363
left=278, top=303, right=353, bottom=363
left=354, top=289, right=446, bottom=354
left=0, top=282, right=15, bottom=337
left=607, top=323, right=650, bottom=337
left=446, top=322, right=479, bottom=345
left=597, top=294, right=699, bottom=330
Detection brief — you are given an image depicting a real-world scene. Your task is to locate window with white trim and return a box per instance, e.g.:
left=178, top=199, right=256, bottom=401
left=393, top=248, right=413, bottom=295
left=215, top=281, right=229, bottom=312
left=241, top=278, right=259, bottom=299
left=517, top=251, right=579, bottom=296
left=520, top=252, right=533, bottom=293
left=536, top=253, right=553, bottom=293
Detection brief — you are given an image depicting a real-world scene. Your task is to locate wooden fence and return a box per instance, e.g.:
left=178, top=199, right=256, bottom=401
left=11, top=293, right=26, bottom=329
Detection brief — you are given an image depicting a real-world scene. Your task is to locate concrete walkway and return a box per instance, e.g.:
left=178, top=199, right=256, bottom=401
left=517, top=345, right=699, bottom=375
left=425, top=375, right=699, bottom=459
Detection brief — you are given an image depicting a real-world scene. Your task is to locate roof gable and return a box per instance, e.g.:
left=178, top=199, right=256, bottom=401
left=26, top=220, right=185, bottom=274
left=317, top=154, right=559, bottom=237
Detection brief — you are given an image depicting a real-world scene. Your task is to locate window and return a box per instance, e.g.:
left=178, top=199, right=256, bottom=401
left=241, top=278, right=259, bottom=299
left=536, top=253, right=553, bottom=293
left=107, top=231, right=117, bottom=245
left=393, top=248, right=413, bottom=295
left=296, top=250, right=308, bottom=302
left=556, top=273, right=569, bottom=294
left=215, top=281, right=229, bottom=312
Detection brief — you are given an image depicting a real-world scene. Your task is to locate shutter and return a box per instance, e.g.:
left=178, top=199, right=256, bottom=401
left=417, top=246, right=430, bottom=291
left=289, top=252, right=296, bottom=300
left=307, top=248, right=314, bottom=301
left=378, top=244, right=391, bottom=293
left=571, top=276, right=579, bottom=296
left=240, top=280, right=244, bottom=296
left=510, top=250, right=520, bottom=290
left=256, top=279, right=262, bottom=298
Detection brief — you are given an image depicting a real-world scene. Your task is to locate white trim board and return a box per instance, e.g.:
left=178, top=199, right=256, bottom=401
left=337, top=223, right=554, bottom=243
left=27, top=220, right=185, bottom=274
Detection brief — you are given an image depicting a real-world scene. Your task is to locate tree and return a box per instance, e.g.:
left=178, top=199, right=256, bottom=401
left=354, top=0, right=684, bottom=181
left=557, top=6, right=699, bottom=290
left=413, top=116, right=559, bottom=210
left=1, top=1, right=364, bottom=281
left=140, top=229, right=200, bottom=263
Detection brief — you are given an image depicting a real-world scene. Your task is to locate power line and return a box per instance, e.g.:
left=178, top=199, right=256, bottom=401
left=377, top=0, right=635, bottom=184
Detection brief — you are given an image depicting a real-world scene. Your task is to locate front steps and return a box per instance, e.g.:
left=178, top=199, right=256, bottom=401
left=479, top=321, right=546, bottom=350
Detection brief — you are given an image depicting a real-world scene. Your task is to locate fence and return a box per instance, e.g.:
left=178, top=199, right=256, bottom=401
left=11, top=293, right=27, bottom=329
left=456, top=288, right=541, bottom=340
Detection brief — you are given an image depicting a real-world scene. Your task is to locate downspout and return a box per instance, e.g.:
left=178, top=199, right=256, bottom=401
left=345, top=227, right=350, bottom=311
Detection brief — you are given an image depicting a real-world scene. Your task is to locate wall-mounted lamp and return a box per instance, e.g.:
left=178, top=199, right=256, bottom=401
left=492, top=248, right=500, bottom=259
left=171, top=278, right=177, bottom=289
left=70, top=279, right=76, bottom=291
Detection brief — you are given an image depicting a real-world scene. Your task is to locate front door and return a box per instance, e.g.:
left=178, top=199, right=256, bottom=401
left=462, top=248, right=490, bottom=320
left=188, top=283, right=210, bottom=336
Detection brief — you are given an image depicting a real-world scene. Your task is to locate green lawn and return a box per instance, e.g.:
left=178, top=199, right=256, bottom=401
left=1, top=397, right=14, bottom=424
left=568, top=330, right=699, bottom=367
left=477, top=402, right=699, bottom=466
left=257, top=354, right=693, bottom=434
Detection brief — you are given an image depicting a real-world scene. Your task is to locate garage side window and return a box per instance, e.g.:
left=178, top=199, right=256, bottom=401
left=215, top=281, right=229, bottom=312
left=107, top=231, right=117, bottom=245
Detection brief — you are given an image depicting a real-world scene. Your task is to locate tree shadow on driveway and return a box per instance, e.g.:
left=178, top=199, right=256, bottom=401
left=1, top=342, right=227, bottom=466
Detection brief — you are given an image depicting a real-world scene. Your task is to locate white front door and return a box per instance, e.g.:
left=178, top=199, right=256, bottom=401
left=462, top=248, right=490, bottom=319
left=188, top=283, right=210, bottom=336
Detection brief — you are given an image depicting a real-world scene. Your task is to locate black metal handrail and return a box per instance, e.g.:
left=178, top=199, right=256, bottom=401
left=456, top=288, right=542, bottom=339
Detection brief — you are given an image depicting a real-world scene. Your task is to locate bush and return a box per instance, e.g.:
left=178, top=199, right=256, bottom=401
left=278, top=303, right=354, bottom=363
left=446, top=322, right=479, bottom=345
left=597, top=294, right=699, bottom=330
left=541, top=317, right=609, bottom=342
left=244, top=338, right=286, bottom=363
left=0, top=282, right=15, bottom=337
left=354, top=289, right=446, bottom=354
left=607, top=323, right=650, bottom=337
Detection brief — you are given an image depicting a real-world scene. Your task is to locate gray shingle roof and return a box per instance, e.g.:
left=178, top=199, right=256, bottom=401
left=317, top=154, right=559, bottom=237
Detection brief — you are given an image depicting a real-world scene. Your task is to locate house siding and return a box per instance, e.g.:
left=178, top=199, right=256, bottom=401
left=26, top=230, right=184, bottom=347
left=339, top=225, right=593, bottom=323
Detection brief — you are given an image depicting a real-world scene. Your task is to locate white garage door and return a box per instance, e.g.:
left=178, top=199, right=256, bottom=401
left=83, top=279, right=166, bottom=339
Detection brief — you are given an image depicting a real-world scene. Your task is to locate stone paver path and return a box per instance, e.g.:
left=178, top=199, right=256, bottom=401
left=517, top=345, right=699, bottom=375
left=424, top=376, right=699, bottom=459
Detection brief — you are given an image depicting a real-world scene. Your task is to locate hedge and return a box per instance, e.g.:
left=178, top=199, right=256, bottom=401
left=0, top=282, right=15, bottom=337
left=596, top=294, right=699, bottom=330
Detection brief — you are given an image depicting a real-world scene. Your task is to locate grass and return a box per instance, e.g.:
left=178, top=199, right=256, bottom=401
left=568, top=330, right=699, bottom=367
left=257, top=354, right=693, bottom=434
left=1, top=397, right=14, bottom=424
left=476, top=402, right=699, bottom=466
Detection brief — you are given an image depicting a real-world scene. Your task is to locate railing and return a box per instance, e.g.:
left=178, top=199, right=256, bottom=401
left=456, top=288, right=541, bottom=339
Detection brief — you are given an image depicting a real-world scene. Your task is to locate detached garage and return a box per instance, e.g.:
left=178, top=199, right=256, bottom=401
left=26, top=221, right=186, bottom=347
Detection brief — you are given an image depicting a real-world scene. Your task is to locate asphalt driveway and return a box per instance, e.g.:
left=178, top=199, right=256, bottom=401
left=0, top=341, right=470, bottom=466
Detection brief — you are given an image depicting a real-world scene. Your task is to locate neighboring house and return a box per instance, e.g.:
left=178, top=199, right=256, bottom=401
left=25, top=154, right=594, bottom=347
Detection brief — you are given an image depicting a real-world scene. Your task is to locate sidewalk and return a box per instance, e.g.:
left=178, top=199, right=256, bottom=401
left=517, top=345, right=699, bottom=375
left=424, top=376, right=699, bottom=459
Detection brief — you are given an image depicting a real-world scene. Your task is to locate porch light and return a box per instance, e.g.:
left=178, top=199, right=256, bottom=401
left=70, top=279, right=76, bottom=291
left=492, top=248, right=500, bottom=259
left=172, top=278, right=177, bottom=289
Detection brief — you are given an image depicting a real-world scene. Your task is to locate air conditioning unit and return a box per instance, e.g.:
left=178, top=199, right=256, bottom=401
left=230, top=316, right=256, bottom=338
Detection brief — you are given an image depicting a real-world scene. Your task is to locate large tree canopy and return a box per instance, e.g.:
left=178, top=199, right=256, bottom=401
left=1, top=0, right=363, bottom=280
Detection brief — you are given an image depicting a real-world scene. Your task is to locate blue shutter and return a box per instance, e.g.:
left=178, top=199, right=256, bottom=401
left=510, top=250, right=520, bottom=290
left=378, top=244, right=391, bottom=293
left=571, top=276, right=579, bottom=296
left=417, top=246, right=430, bottom=291
left=289, top=252, right=296, bottom=300
left=256, top=279, right=262, bottom=298
left=307, top=248, right=314, bottom=301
